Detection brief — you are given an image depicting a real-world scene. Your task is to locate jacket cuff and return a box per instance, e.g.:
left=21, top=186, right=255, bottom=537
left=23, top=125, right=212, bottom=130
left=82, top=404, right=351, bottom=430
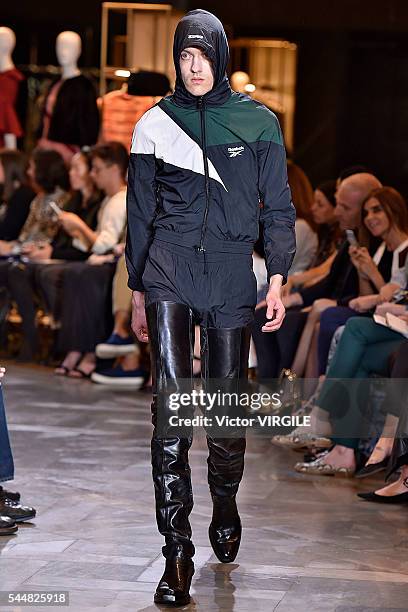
left=267, top=269, right=287, bottom=286
left=127, top=277, right=145, bottom=292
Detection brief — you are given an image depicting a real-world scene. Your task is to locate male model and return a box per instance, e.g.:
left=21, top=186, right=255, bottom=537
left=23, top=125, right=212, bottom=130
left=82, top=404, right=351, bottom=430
left=126, top=9, right=296, bottom=606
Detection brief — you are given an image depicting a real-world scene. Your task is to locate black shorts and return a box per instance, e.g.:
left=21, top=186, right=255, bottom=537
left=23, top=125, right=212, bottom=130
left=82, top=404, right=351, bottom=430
left=143, top=239, right=257, bottom=328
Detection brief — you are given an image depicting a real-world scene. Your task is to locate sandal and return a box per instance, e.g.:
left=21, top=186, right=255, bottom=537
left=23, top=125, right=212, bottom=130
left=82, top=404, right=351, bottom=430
left=54, top=352, right=82, bottom=376
left=294, top=456, right=355, bottom=477
left=68, top=367, right=95, bottom=379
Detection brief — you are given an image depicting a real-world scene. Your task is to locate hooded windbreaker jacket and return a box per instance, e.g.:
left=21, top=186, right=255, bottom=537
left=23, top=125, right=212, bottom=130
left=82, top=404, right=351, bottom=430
left=126, top=9, right=296, bottom=292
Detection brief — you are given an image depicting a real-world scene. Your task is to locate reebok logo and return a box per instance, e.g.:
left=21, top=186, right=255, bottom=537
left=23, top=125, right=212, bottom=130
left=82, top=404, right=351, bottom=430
left=228, top=146, right=245, bottom=158
left=188, top=34, right=204, bottom=39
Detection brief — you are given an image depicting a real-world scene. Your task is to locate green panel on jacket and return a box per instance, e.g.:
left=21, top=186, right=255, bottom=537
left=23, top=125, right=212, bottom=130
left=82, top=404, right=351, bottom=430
left=161, top=92, right=284, bottom=148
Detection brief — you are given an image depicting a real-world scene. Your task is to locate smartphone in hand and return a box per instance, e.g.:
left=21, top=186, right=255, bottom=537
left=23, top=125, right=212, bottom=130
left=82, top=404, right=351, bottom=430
left=48, top=201, right=62, bottom=217
left=346, top=229, right=359, bottom=247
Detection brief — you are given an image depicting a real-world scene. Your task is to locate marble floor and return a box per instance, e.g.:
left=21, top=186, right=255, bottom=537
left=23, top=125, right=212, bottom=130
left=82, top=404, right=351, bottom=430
left=0, top=363, right=407, bottom=611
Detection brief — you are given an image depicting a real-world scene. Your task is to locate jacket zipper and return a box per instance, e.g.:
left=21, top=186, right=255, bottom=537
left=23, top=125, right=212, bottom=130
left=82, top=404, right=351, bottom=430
left=197, top=96, right=210, bottom=254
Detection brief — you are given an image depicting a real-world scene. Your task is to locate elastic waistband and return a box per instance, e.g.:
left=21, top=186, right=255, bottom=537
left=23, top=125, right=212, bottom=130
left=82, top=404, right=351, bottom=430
left=153, top=228, right=254, bottom=254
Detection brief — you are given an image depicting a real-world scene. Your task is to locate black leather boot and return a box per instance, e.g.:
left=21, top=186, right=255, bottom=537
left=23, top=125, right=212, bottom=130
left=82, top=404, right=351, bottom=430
left=154, top=545, right=195, bottom=606
left=146, top=301, right=196, bottom=604
left=209, top=493, right=241, bottom=563
left=201, top=325, right=251, bottom=563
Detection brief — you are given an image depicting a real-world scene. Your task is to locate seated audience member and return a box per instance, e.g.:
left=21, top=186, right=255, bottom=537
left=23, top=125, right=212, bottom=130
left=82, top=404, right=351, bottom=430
left=354, top=318, right=408, bottom=480
left=0, top=365, right=36, bottom=534
left=292, top=185, right=408, bottom=377
left=0, top=150, right=70, bottom=336
left=316, top=186, right=408, bottom=375
left=91, top=251, right=148, bottom=388
left=282, top=180, right=341, bottom=296
left=55, top=142, right=128, bottom=378
left=358, top=341, right=408, bottom=503
left=286, top=161, right=318, bottom=274
left=287, top=305, right=408, bottom=475
left=0, top=149, right=69, bottom=260
left=6, top=148, right=103, bottom=360
left=0, top=149, right=35, bottom=241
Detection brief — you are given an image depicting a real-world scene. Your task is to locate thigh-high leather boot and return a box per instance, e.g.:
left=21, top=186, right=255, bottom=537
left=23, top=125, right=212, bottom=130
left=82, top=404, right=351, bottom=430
left=201, top=325, right=251, bottom=563
left=146, top=301, right=195, bottom=606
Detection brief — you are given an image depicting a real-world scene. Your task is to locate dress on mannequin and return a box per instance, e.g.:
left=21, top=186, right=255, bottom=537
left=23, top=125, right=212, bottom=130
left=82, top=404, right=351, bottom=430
left=37, top=75, right=99, bottom=163
left=0, top=68, right=24, bottom=147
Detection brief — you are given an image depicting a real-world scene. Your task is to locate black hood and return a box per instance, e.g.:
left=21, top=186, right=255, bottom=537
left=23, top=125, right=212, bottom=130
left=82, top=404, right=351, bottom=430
left=172, top=9, right=232, bottom=107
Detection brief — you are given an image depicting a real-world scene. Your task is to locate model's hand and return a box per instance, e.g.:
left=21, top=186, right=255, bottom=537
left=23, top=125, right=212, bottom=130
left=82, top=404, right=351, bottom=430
left=131, top=291, right=149, bottom=342
left=262, top=275, right=285, bottom=332
left=0, top=366, right=5, bottom=380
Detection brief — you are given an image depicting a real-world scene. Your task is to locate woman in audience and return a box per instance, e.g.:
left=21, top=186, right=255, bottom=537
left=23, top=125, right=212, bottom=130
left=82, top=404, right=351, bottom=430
left=282, top=180, right=341, bottom=296
left=0, top=149, right=69, bottom=259
left=289, top=301, right=408, bottom=475
left=5, top=147, right=103, bottom=361
left=0, top=150, right=70, bottom=349
left=55, top=142, right=128, bottom=378
left=285, top=161, right=318, bottom=274
left=290, top=186, right=408, bottom=378
left=0, top=149, right=35, bottom=241
left=358, top=342, right=408, bottom=503
left=252, top=179, right=340, bottom=379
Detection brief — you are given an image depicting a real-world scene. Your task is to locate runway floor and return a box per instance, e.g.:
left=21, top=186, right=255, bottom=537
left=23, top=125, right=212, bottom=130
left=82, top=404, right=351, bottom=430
left=0, top=363, right=407, bottom=611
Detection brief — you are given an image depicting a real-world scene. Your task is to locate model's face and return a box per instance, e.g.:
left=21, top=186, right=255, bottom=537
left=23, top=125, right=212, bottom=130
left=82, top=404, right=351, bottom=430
left=334, top=184, right=363, bottom=230
left=70, top=153, right=90, bottom=191
left=179, top=46, right=214, bottom=97
left=363, top=197, right=390, bottom=237
left=311, top=189, right=336, bottom=225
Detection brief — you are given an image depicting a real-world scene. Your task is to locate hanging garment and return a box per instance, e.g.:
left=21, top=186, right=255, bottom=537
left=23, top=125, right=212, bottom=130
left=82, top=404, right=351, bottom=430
left=99, top=90, right=155, bottom=152
left=0, top=68, right=25, bottom=146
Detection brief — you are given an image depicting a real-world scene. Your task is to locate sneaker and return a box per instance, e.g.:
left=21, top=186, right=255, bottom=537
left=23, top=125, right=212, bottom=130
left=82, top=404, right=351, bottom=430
left=95, top=333, right=139, bottom=359
left=91, top=365, right=146, bottom=388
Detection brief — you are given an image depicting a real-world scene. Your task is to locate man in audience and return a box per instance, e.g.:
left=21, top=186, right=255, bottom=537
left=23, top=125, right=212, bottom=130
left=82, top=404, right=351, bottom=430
left=283, top=173, right=382, bottom=312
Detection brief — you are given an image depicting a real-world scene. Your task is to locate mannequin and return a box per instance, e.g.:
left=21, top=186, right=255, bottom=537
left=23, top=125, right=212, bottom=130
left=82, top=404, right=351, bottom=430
left=56, top=31, right=81, bottom=80
left=0, top=27, right=24, bottom=149
left=37, top=31, right=99, bottom=162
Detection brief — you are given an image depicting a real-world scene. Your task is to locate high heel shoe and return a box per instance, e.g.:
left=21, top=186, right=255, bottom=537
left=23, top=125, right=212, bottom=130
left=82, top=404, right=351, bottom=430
left=355, top=457, right=390, bottom=478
